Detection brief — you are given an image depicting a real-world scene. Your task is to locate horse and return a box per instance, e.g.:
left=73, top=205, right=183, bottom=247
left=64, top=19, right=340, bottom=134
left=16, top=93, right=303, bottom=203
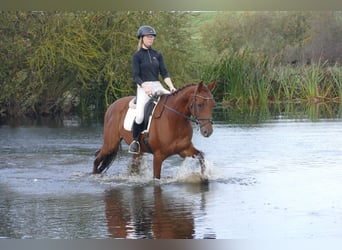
left=93, top=80, right=216, bottom=180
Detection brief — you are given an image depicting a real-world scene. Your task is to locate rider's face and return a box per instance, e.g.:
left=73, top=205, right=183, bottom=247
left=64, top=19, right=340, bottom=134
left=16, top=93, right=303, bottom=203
left=143, top=35, right=155, bottom=47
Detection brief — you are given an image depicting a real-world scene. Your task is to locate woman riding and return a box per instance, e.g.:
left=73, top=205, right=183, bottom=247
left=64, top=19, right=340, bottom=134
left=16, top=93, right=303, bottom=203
left=129, top=25, right=176, bottom=154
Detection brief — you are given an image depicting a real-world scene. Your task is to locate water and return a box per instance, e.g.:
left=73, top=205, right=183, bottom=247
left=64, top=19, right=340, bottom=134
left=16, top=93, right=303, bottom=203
left=1, top=115, right=342, bottom=239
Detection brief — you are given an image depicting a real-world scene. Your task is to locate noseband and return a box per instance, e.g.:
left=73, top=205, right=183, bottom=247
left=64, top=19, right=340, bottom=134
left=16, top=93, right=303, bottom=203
left=158, top=87, right=214, bottom=127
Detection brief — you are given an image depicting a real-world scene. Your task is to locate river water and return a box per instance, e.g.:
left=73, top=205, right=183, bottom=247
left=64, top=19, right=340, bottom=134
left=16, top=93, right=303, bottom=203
left=1, top=107, right=342, bottom=239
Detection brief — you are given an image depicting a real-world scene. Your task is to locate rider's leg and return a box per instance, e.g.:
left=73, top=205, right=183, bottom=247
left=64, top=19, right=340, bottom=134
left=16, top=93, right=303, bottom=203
left=128, top=120, right=143, bottom=154
left=129, top=84, right=150, bottom=154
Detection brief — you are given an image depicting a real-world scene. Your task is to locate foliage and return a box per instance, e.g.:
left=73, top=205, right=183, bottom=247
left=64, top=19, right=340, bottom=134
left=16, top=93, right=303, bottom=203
left=199, top=11, right=342, bottom=107
left=1, top=11, right=342, bottom=121
left=0, top=11, right=194, bottom=119
left=199, top=11, right=342, bottom=64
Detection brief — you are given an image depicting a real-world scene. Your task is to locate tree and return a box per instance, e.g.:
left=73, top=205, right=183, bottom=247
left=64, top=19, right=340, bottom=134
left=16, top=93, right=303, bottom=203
left=0, top=11, right=195, bottom=118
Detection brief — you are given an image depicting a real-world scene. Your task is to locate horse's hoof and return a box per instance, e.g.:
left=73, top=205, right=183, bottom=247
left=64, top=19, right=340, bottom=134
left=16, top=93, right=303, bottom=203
left=200, top=176, right=209, bottom=184
left=153, top=178, right=162, bottom=185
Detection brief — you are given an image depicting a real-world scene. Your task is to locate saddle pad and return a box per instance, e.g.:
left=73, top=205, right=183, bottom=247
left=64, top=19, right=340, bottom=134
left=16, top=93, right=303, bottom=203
left=123, top=107, right=136, bottom=131
left=123, top=97, right=159, bottom=132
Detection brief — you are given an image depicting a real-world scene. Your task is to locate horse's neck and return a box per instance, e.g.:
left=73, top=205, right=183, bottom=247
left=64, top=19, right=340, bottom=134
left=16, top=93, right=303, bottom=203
left=166, top=87, right=194, bottom=115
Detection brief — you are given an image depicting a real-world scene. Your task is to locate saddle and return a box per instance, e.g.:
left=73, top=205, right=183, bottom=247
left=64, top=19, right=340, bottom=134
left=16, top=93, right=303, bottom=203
left=123, top=94, right=160, bottom=132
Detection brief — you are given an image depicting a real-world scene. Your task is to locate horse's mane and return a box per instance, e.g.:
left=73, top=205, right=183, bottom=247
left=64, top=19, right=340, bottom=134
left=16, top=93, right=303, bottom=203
left=170, top=83, right=197, bottom=96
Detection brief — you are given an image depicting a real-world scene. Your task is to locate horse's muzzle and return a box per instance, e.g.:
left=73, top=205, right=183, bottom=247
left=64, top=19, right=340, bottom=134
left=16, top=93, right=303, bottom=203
left=200, top=121, right=213, bottom=137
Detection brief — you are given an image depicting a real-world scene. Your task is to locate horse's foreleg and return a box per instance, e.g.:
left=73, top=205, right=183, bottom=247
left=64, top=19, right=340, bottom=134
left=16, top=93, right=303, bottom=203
left=195, top=150, right=209, bottom=183
left=180, top=145, right=208, bottom=181
left=195, top=150, right=206, bottom=175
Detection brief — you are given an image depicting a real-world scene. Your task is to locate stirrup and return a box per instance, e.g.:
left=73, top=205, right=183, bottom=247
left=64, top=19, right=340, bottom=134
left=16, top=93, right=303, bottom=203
left=128, top=140, right=140, bottom=154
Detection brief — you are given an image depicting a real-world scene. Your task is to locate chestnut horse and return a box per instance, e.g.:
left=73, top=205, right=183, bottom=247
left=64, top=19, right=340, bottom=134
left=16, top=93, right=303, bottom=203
left=93, top=80, right=216, bottom=180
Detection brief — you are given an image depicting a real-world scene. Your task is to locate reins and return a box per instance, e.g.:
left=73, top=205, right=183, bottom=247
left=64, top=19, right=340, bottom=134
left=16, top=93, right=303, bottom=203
left=155, top=86, right=214, bottom=127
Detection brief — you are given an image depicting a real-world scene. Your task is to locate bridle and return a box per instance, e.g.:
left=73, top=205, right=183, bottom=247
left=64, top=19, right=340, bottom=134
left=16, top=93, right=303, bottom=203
left=156, top=86, right=214, bottom=127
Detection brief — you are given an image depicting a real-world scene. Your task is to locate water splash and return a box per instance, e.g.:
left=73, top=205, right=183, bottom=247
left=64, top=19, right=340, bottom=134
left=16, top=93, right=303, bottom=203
left=86, top=156, right=218, bottom=186
left=172, top=157, right=216, bottom=184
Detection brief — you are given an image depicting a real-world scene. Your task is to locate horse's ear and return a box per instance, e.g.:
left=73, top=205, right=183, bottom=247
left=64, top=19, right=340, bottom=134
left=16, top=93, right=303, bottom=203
left=197, top=81, right=204, bottom=92
left=207, top=80, right=217, bottom=92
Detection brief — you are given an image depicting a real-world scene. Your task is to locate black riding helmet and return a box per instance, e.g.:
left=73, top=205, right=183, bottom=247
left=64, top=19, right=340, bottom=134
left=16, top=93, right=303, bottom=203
left=137, top=25, right=157, bottom=39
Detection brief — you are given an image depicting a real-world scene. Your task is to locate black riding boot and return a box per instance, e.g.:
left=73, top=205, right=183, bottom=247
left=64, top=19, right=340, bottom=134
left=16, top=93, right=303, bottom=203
left=129, top=121, right=143, bottom=154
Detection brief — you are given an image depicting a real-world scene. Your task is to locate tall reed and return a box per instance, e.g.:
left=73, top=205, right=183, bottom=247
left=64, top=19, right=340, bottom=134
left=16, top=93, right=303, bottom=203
left=300, top=60, right=326, bottom=102
left=202, top=50, right=342, bottom=106
left=328, top=63, right=342, bottom=102
left=204, top=48, right=272, bottom=105
left=272, top=66, right=302, bottom=103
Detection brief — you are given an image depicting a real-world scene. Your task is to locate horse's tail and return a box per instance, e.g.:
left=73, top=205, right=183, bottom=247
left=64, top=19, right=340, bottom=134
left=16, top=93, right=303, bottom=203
left=94, top=149, right=101, bottom=157
left=96, top=150, right=118, bottom=174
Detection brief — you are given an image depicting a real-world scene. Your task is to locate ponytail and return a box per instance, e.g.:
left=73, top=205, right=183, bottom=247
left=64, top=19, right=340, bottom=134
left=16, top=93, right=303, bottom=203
left=137, top=37, right=143, bottom=51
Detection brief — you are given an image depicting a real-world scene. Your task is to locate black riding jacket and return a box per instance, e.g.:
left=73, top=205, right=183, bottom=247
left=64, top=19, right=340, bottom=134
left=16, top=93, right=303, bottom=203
left=132, top=47, right=170, bottom=86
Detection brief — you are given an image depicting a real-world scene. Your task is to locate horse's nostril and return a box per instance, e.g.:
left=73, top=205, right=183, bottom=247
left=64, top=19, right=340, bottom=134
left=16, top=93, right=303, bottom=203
left=201, top=128, right=213, bottom=137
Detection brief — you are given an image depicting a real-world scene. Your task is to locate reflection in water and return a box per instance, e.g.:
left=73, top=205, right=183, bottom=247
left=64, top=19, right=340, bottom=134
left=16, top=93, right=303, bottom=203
left=0, top=189, right=107, bottom=239
left=104, top=184, right=209, bottom=239
left=214, top=102, right=342, bottom=124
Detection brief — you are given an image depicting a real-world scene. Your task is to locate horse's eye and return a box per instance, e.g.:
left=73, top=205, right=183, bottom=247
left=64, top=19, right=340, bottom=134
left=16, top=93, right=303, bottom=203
left=197, top=103, right=203, bottom=109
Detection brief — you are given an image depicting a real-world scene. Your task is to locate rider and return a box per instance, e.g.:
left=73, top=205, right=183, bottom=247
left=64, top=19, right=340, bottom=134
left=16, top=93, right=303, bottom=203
left=129, top=25, right=176, bottom=154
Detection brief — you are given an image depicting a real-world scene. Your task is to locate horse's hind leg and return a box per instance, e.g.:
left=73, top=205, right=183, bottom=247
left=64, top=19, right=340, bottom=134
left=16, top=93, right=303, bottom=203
left=128, top=153, right=143, bottom=176
left=93, top=152, right=104, bottom=173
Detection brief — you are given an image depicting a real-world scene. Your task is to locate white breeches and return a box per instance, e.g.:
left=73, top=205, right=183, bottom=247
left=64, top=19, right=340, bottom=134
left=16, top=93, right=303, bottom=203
left=135, top=81, right=170, bottom=124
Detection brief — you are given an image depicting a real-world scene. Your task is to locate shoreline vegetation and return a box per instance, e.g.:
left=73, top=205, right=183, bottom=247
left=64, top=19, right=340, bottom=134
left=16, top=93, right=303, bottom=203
left=203, top=48, right=342, bottom=106
left=1, top=11, right=342, bottom=122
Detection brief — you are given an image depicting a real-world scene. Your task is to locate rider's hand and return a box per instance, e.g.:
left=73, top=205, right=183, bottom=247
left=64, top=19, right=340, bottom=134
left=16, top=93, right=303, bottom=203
left=170, top=86, right=176, bottom=93
left=141, top=82, right=153, bottom=96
